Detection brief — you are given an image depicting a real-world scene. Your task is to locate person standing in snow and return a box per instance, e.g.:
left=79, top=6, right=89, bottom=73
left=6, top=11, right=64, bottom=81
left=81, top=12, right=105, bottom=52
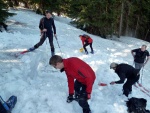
left=110, top=63, right=139, bottom=97
left=29, top=10, right=56, bottom=56
left=79, top=34, right=94, bottom=54
left=49, top=55, right=96, bottom=113
left=131, top=45, right=150, bottom=70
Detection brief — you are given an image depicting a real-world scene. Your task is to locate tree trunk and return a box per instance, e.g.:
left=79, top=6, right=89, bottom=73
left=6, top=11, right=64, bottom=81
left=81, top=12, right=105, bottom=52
left=118, top=1, right=124, bottom=38
left=125, top=2, right=130, bottom=36
left=22, top=1, right=29, bottom=8
left=13, top=0, right=19, bottom=6
left=144, top=29, right=149, bottom=41
left=134, top=16, right=140, bottom=37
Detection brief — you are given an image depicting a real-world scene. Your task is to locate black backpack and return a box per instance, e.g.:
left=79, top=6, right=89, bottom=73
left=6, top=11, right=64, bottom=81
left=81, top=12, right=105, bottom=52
left=126, top=97, right=150, bottom=113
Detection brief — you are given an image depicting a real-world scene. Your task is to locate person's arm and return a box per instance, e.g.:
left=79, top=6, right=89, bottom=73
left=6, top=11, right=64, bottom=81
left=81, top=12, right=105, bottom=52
left=115, top=73, right=126, bottom=84
left=110, top=73, right=126, bottom=85
left=144, top=55, right=150, bottom=66
left=66, top=74, right=74, bottom=95
left=131, top=49, right=138, bottom=58
left=131, top=50, right=135, bottom=58
left=77, top=67, right=95, bottom=99
left=81, top=38, right=84, bottom=45
left=39, top=18, right=44, bottom=30
left=52, top=18, right=56, bottom=35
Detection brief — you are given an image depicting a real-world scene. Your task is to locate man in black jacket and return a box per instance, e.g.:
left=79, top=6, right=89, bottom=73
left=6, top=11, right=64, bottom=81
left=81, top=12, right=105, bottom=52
left=131, top=45, right=150, bottom=70
left=29, top=10, right=56, bottom=56
left=110, top=63, right=140, bottom=97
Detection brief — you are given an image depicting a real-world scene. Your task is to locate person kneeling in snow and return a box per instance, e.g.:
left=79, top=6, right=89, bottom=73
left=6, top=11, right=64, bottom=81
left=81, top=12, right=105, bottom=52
left=79, top=34, right=94, bottom=54
left=110, top=63, right=139, bottom=97
left=49, top=55, right=96, bottom=113
left=0, top=96, right=17, bottom=113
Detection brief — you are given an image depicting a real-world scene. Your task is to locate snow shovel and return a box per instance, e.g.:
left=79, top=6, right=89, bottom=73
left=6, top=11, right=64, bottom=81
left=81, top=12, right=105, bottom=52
left=98, top=82, right=107, bottom=86
left=79, top=48, right=84, bottom=52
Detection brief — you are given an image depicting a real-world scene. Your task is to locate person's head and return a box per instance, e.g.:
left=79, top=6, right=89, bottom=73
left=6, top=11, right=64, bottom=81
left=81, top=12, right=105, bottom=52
left=49, top=55, right=64, bottom=69
left=79, top=35, right=82, bottom=39
left=110, top=62, right=118, bottom=70
left=141, top=45, right=147, bottom=51
left=45, top=10, right=52, bottom=19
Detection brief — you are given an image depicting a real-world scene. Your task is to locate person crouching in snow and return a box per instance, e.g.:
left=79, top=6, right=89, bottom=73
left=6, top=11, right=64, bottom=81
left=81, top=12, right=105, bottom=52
left=79, top=34, right=94, bottom=54
left=49, top=55, right=96, bottom=113
left=110, top=63, right=140, bottom=97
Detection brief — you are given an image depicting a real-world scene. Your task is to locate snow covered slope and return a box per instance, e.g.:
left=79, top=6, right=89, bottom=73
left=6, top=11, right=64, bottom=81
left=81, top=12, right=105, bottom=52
left=0, top=8, right=150, bottom=113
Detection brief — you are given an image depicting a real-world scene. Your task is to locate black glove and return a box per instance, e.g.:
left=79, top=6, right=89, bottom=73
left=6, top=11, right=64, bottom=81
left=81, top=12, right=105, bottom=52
left=66, top=94, right=74, bottom=103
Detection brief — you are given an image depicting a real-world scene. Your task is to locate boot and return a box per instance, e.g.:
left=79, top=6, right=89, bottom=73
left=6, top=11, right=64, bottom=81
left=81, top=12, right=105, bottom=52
left=90, top=50, right=94, bottom=54
left=85, top=51, right=88, bottom=55
left=83, top=109, right=91, bottom=113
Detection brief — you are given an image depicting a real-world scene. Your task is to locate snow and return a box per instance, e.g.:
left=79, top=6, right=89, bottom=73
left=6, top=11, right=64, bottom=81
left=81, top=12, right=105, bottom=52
left=0, top=8, right=150, bottom=113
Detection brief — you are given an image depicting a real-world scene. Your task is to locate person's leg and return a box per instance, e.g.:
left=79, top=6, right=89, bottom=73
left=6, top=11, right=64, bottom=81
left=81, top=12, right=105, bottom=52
left=34, top=33, right=47, bottom=49
left=89, top=43, right=94, bottom=53
left=83, top=43, right=89, bottom=54
left=74, top=80, right=82, bottom=96
left=78, top=99, right=91, bottom=113
left=48, top=34, right=55, bottom=55
left=123, top=80, right=132, bottom=97
left=75, top=81, right=91, bottom=113
left=134, top=62, right=143, bottom=70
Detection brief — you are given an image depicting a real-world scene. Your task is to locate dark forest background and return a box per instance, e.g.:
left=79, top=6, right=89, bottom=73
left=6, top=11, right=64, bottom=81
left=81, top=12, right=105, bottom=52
left=1, top=0, right=150, bottom=41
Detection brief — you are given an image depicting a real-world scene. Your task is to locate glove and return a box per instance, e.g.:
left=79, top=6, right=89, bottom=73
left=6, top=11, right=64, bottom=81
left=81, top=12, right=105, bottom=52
left=87, top=94, right=91, bottom=99
left=110, top=81, right=116, bottom=85
left=66, top=94, right=74, bottom=103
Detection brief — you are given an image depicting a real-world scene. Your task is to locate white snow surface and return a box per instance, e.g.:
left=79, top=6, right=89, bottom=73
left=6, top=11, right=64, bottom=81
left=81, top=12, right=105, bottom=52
left=0, top=8, right=150, bottom=113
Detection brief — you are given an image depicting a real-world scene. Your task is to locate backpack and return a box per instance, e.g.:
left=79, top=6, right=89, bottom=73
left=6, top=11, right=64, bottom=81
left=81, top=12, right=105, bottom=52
left=126, top=97, right=150, bottom=113
left=82, top=34, right=90, bottom=43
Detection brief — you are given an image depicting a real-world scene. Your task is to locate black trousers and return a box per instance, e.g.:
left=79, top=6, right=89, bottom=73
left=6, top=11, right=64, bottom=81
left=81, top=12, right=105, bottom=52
left=34, top=33, right=54, bottom=52
left=83, top=43, right=93, bottom=52
left=74, top=80, right=91, bottom=113
left=123, top=75, right=140, bottom=97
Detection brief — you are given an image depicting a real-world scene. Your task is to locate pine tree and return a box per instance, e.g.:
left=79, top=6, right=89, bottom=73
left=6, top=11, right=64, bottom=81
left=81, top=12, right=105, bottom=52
left=0, top=0, right=14, bottom=23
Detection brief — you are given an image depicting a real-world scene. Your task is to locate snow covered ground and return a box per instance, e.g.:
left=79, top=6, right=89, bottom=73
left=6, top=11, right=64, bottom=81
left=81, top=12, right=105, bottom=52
left=0, top=8, right=150, bottom=113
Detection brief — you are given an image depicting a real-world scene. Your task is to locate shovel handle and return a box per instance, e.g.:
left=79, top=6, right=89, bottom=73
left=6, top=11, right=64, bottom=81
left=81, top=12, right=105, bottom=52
left=98, top=83, right=107, bottom=86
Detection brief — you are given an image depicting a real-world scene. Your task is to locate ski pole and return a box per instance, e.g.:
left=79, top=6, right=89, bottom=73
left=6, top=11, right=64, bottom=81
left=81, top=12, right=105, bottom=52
left=141, top=66, right=144, bottom=85
left=55, top=35, right=63, bottom=56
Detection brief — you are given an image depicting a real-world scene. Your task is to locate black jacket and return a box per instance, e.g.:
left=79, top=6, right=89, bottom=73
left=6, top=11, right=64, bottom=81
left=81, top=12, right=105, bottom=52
left=39, top=17, right=56, bottom=36
left=132, top=48, right=149, bottom=63
left=115, top=64, right=139, bottom=84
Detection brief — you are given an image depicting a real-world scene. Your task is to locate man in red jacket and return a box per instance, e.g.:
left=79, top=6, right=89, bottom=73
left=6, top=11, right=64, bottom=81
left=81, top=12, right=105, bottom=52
left=79, top=34, right=94, bottom=54
left=49, top=55, right=96, bottom=113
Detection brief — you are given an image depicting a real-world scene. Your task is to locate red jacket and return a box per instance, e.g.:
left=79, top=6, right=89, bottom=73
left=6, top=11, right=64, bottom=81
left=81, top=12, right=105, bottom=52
left=63, top=57, right=96, bottom=95
left=81, top=36, right=93, bottom=45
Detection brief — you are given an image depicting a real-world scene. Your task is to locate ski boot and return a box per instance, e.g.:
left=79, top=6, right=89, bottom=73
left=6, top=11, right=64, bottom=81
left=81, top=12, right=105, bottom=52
left=90, top=50, right=94, bottom=54
left=85, top=51, right=88, bottom=55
